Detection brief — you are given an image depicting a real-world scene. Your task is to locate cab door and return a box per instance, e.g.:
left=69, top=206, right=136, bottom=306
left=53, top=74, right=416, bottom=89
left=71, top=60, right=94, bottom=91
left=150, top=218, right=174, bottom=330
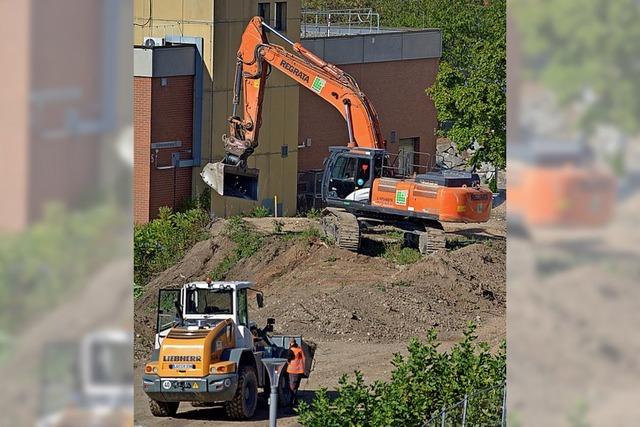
left=322, top=150, right=374, bottom=204
left=155, top=288, right=181, bottom=349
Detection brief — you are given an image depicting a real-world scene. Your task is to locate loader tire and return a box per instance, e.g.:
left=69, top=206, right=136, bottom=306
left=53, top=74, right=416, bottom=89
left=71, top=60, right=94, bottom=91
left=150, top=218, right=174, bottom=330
left=225, top=365, right=258, bottom=420
left=149, top=399, right=179, bottom=417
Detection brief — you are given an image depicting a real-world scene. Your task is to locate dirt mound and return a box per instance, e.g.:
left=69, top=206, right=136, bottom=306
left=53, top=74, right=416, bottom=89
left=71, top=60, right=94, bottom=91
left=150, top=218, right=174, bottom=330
left=134, top=218, right=505, bottom=361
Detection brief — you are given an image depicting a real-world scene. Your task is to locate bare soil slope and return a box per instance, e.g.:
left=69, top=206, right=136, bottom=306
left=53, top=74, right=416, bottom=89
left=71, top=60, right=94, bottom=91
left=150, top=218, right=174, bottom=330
left=134, top=217, right=505, bottom=360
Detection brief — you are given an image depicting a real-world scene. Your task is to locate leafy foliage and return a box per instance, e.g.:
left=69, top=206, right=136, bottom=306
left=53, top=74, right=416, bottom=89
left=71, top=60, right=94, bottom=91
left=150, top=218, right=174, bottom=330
left=514, top=0, right=640, bottom=135
left=273, top=219, right=285, bottom=233
left=178, top=188, right=211, bottom=213
left=248, top=205, right=271, bottom=218
left=0, top=204, right=123, bottom=332
left=297, top=324, right=506, bottom=426
left=426, top=0, right=506, bottom=169
left=382, top=242, right=422, bottom=265
left=209, top=217, right=264, bottom=280
left=305, top=208, right=322, bottom=220
left=299, top=225, right=324, bottom=245
left=134, top=207, right=209, bottom=297
left=302, top=0, right=506, bottom=168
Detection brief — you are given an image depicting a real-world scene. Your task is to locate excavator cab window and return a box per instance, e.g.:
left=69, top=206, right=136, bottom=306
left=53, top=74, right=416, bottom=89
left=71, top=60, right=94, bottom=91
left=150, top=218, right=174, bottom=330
left=328, top=153, right=373, bottom=202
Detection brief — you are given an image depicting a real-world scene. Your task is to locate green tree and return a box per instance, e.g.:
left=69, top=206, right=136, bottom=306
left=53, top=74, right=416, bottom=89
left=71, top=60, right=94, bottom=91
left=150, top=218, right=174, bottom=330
left=513, top=0, right=640, bottom=136
left=425, top=0, right=506, bottom=169
left=297, top=323, right=506, bottom=426
left=302, top=0, right=506, bottom=168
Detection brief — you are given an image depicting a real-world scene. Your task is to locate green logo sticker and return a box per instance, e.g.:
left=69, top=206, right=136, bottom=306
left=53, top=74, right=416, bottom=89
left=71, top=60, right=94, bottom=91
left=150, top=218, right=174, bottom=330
left=395, top=190, right=408, bottom=206
left=311, top=76, right=326, bottom=94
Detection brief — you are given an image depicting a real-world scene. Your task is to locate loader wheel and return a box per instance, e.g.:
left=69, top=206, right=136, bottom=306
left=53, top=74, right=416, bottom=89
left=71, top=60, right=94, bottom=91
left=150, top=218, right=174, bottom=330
left=149, top=399, right=179, bottom=417
left=225, top=366, right=258, bottom=420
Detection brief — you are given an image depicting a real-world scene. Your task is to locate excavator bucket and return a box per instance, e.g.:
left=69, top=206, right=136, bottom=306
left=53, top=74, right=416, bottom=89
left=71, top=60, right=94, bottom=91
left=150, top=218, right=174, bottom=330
left=200, top=162, right=259, bottom=201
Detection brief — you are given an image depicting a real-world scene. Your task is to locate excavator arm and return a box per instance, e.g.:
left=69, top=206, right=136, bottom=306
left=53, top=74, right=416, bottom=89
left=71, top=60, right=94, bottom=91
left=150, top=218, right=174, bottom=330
left=201, top=16, right=384, bottom=199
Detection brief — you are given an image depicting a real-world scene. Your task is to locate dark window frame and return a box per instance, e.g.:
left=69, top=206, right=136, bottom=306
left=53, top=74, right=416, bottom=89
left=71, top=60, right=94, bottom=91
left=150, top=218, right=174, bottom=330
left=275, top=2, right=287, bottom=31
left=258, top=2, right=271, bottom=24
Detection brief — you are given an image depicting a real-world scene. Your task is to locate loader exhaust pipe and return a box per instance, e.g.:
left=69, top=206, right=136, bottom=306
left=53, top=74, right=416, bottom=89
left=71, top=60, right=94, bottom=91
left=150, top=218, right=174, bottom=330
left=200, top=161, right=259, bottom=201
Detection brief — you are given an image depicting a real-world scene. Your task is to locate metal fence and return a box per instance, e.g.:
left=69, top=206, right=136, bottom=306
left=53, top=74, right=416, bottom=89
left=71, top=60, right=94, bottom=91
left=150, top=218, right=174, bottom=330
left=301, top=8, right=381, bottom=37
left=424, top=383, right=506, bottom=427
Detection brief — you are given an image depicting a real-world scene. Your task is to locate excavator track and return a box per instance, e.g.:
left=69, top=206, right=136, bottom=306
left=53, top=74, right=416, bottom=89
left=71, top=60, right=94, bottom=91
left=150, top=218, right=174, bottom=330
left=402, top=225, right=447, bottom=255
left=321, top=208, right=361, bottom=252
left=422, top=227, right=446, bottom=254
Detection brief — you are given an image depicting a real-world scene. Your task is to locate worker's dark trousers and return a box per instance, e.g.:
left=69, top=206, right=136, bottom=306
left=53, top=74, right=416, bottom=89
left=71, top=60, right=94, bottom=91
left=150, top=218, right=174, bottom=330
left=288, top=373, right=301, bottom=407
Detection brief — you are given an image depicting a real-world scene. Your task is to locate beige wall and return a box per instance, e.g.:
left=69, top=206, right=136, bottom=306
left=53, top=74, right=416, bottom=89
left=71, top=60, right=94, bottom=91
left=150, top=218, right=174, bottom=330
left=134, top=0, right=301, bottom=217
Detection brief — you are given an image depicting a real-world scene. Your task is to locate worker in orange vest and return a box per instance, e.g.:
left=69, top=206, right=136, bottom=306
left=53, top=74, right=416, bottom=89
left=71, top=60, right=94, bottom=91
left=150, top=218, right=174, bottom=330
left=286, top=337, right=305, bottom=408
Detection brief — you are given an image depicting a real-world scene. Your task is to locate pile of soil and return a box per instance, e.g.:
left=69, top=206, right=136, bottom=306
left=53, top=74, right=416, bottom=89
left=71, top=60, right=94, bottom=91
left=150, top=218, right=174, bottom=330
left=134, top=218, right=505, bottom=361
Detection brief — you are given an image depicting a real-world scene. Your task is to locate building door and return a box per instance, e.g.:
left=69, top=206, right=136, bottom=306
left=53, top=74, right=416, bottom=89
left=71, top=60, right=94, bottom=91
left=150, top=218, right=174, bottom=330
left=398, top=137, right=419, bottom=176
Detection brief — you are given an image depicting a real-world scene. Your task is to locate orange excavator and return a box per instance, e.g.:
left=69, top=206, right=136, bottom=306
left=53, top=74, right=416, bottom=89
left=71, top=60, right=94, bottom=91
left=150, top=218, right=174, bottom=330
left=201, top=16, right=493, bottom=253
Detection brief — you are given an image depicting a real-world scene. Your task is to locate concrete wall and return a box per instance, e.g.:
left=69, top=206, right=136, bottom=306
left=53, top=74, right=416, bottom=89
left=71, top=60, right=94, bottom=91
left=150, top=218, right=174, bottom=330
left=133, top=0, right=301, bottom=217
left=301, top=30, right=442, bottom=64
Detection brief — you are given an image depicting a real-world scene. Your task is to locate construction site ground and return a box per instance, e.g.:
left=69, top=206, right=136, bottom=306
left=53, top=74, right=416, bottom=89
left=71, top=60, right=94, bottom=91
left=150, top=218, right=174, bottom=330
left=134, top=204, right=506, bottom=426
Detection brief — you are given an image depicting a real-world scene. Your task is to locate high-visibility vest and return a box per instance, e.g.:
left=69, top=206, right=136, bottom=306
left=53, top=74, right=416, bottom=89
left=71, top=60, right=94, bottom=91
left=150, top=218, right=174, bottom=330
left=287, top=346, right=305, bottom=374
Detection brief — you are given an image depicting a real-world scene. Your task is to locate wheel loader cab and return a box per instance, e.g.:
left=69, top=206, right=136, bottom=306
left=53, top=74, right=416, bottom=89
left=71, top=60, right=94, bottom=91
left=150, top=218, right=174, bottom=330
left=154, top=282, right=256, bottom=351
left=144, top=281, right=314, bottom=421
left=323, top=147, right=384, bottom=205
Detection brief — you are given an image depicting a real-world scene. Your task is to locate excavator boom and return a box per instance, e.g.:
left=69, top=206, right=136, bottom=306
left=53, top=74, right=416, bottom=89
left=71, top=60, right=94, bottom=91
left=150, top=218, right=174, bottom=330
left=201, top=17, right=384, bottom=200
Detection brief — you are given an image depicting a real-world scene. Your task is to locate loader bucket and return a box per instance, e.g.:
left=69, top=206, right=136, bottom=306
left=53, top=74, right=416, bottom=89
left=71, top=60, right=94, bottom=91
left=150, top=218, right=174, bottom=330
left=200, top=162, right=259, bottom=201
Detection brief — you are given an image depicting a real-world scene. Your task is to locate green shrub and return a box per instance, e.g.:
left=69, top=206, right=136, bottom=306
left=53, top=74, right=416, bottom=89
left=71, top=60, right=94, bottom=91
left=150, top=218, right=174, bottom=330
left=134, top=207, right=209, bottom=297
left=209, top=217, right=264, bottom=280
left=382, top=242, right=422, bottom=265
left=178, top=188, right=211, bottom=212
left=249, top=205, right=271, bottom=218
left=489, top=176, right=498, bottom=193
left=306, top=208, right=322, bottom=220
left=0, top=204, right=123, bottom=331
left=273, top=219, right=285, bottom=234
left=299, top=225, right=324, bottom=245
left=297, top=323, right=505, bottom=427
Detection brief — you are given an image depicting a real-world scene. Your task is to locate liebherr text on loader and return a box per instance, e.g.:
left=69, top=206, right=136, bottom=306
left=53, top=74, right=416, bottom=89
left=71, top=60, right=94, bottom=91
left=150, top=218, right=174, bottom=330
left=142, top=281, right=314, bottom=420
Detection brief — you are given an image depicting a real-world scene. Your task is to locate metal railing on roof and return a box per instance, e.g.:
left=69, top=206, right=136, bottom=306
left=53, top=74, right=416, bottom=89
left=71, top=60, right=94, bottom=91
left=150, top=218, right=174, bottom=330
left=301, top=8, right=381, bottom=37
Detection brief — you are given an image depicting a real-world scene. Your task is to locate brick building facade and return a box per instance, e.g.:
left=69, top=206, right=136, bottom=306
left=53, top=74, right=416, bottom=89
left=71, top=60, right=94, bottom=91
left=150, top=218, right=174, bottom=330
left=134, top=45, right=197, bottom=223
left=134, top=0, right=302, bottom=219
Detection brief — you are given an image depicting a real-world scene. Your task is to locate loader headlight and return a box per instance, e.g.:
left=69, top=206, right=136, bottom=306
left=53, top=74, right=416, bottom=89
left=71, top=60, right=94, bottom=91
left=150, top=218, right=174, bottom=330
left=209, top=361, right=236, bottom=374
left=145, top=363, right=158, bottom=374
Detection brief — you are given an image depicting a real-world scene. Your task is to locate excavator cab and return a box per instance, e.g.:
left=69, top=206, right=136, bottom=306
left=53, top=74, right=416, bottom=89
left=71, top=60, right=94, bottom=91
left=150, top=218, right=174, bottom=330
left=322, top=147, right=383, bottom=205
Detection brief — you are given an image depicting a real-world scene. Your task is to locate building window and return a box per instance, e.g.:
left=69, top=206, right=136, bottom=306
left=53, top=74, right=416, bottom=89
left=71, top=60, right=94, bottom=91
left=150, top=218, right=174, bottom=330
left=258, top=2, right=271, bottom=24
left=275, top=2, right=287, bottom=31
